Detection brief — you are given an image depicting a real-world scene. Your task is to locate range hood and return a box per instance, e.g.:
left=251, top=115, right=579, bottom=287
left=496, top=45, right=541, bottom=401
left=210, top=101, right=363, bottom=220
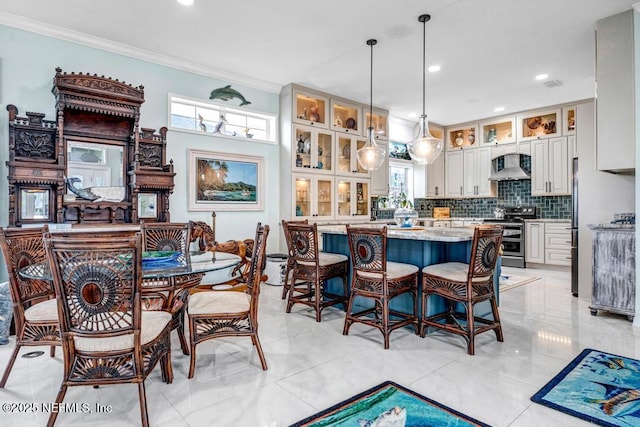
left=489, top=153, right=530, bottom=181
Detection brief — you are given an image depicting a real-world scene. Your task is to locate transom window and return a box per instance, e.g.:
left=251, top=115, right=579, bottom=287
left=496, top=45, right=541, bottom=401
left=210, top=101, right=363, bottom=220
left=169, top=95, right=277, bottom=143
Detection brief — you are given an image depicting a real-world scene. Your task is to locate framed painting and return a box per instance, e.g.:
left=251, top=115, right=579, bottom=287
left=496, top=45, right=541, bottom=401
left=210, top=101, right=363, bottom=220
left=188, top=149, right=264, bottom=211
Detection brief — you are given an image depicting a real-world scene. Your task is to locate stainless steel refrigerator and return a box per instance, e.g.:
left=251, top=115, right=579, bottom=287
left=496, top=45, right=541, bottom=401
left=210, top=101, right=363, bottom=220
left=571, top=158, right=578, bottom=296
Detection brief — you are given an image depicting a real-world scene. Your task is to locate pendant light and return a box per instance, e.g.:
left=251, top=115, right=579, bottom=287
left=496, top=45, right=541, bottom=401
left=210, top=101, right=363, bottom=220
left=357, top=39, right=386, bottom=171
left=407, top=14, right=443, bottom=165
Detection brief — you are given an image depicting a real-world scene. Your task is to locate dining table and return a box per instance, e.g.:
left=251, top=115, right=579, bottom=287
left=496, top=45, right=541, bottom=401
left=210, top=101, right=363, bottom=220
left=19, top=250, right=242, bottom=312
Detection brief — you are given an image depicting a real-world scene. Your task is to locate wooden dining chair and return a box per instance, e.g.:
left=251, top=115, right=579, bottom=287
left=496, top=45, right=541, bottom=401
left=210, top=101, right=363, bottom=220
left=282, top=220, right=349, bottom=322
left=0, top=226, right=60, bottom=388
left=187, top=223, right=270, bottom=378
left=140, top=221, right=192, bottom=355
left=344, top=225, right=419, bottom=349
left=43, top=232, right=172, bottom=427
left=280, top=219, right=308, bottom=300
left=421, top=225, right=504, bottom=355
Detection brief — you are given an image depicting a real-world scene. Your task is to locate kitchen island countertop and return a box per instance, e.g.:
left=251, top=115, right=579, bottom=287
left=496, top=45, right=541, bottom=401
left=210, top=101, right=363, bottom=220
left=318, top=224, right=517, bottom=242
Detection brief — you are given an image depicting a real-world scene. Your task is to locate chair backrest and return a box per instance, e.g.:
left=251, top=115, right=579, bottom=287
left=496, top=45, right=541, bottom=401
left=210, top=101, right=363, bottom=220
left=43, top=232, right=143, bottom=341
left=245, top=223, right=270, bottom=297
left=281, top=219, right=308, bottom=259
left=346, top=225, right=388, bottom=274
left=283, top=221, right=320, bottom=269
left=0, top=226, right=53, bottom=312
left=468, top=225, right=504, bottom=282
left=141, top=221, right=191, bottom=264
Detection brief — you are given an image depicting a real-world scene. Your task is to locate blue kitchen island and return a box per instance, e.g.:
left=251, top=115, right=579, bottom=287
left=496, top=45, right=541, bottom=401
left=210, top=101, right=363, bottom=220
left=318, top=225, right=501, bottom=322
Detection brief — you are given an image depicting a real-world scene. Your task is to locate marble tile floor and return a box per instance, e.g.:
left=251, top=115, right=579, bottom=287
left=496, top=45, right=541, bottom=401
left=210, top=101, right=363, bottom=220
left=1, top=266, right=639, bottom=426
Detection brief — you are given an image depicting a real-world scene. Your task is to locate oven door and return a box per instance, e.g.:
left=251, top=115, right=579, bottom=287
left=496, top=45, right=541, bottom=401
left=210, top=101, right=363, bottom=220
left=500, top=224, right=524, bottom=257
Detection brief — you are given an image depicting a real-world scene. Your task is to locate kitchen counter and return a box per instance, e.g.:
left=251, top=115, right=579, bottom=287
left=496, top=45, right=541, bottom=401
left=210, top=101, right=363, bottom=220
left=319, top=223, right=502, bottom=329
left=318, top=224, right=479, bottom=242
left=524, top=219, right=571, bottom=223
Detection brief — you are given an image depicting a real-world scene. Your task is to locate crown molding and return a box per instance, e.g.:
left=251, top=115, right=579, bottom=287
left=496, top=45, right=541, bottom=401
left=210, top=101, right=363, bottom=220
left=0, top=11, right=281, bottom=94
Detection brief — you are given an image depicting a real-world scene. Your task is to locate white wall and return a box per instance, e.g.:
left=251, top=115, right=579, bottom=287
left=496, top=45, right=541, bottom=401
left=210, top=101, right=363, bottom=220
left=577, top=101, right=636, bottom=300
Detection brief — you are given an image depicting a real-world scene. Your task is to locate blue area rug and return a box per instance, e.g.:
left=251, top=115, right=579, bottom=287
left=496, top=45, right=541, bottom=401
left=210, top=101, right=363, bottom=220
left=531, top=348, right=640, bottom=426
left=290, top=381, right=490, bottom=427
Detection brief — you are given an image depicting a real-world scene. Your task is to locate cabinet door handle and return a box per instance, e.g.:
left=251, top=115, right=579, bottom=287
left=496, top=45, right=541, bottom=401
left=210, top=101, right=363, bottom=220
left=460, top=186, right=463, bottom=195
left=435, top=186, right=439, bottom=196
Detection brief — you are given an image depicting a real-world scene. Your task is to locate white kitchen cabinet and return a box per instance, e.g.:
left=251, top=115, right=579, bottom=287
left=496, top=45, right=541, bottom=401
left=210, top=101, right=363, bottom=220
left=446, top=123, right=479, bottom=151
left=335, top=132, right=370, bottom=178
left=531, top=137, right=569, bottom=196
left=426, top=151, right=445, bottom=198
left=370, top=154, right=389, bottom=195
left=517, top=108, right=561, bottom=141
left=335, top=178, right=370, bottom=220
left=331, top=98, right=362, bottom=135
left=544, top=223, right=572, bottom=266
left=525, top=222, right=545, bottom=264
left=445, top=150, right=464, bottom=198
left=364, top=108, right=389, bottom=141
left=292, top=174, right=334, bottom=220
left=292, top=87, right=329, bottom=128
left=596, top=10, right=635, bottom=173
left=292, top=124, right=335, bottom=174
left=462, top=147, right=496, bottom=198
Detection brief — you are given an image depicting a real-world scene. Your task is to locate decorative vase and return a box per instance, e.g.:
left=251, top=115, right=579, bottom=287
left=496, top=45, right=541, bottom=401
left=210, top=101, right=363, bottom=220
left=394, top=207, right=419, bottom=228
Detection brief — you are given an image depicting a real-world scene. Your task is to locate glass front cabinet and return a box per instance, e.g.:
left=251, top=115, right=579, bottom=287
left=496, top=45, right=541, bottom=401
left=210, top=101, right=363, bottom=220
left=331, top=99, right=362, bottom=134
left=446, top=124, right=479, bottom=150
left=335, top=178, right=370, bottom=220
left=480, top=116, right=516, bottom=145
left=292, top=124, right=334, bottom=174
left=293, top=88, right=329, bottom=128
left=336, top=133, right=370, bottom=177
left=293, top=175, right=334, bottom=219
left=364, top=108, right=389, bottom=141
left=517, top=108, right=561, bottom=141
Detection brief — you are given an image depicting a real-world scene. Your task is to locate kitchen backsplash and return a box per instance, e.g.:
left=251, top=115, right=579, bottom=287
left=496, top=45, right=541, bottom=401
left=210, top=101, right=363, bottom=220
left=375, top=180, right=571, bottom=220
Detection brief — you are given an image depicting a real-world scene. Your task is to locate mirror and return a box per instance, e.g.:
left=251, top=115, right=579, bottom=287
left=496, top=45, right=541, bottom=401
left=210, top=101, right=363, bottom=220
left=66, top=141, right=124, bottom=190
left=20, top=188, right=50, bottom=220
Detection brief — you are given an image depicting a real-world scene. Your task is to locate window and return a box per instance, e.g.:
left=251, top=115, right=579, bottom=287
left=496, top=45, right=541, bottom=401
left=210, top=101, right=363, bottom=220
left=388, top=159, right=414, bottom=208
left=169, top=95, right=277, bottom=143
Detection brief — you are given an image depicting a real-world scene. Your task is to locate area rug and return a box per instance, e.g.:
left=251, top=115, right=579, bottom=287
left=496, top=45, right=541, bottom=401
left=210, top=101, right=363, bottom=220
left=290, top=381, right=490, bottom=427
left=499, top=274, right=541, bottom=292
left=531, top=348, right=640, bottom=426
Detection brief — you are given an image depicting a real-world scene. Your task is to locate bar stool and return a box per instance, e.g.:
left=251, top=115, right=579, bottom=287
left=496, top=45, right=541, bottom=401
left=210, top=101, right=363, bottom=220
left=343, top=225, right=419, bottom=349
left=421, top=225, right=504, bottom=355
left=282, top=221, right=348, bottom=322
left=280, top=219, right=308, bottom=300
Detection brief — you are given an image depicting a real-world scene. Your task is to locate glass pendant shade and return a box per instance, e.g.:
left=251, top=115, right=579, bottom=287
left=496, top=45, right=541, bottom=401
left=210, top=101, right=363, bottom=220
left=357, top=127, right=386, bottom=171
left=408, top=114, right=442, bottom=164
left=409, top=13, right=443, bottom=165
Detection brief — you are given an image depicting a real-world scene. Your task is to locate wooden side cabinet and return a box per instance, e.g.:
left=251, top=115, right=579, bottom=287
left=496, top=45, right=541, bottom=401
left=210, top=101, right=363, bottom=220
left=589, top=227, right=636, bottom=320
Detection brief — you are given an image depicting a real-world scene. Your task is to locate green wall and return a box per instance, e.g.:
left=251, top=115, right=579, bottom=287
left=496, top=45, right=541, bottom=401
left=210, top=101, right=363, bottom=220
left=0, top=24, right=282, bottom=281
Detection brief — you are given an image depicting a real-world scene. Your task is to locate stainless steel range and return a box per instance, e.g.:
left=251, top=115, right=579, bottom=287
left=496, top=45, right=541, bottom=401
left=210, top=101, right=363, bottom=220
left=483, top=206, right=537, bottom=268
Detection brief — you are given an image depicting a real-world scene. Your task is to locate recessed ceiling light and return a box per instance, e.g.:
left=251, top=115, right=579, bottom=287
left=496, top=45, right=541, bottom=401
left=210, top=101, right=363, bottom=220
left=177, top=0, right=194, bottom=6
left=427, top=65, right=441, bottom=73
left=535, top=73, right=549, bottom=80
left=494, top=106, right=505, bottom=112
left=408, top=112, right=417, bottom=118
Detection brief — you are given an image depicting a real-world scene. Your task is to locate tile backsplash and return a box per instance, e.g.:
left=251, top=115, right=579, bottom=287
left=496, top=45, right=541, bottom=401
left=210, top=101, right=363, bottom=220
left=375, top=180, right=571, bottom=220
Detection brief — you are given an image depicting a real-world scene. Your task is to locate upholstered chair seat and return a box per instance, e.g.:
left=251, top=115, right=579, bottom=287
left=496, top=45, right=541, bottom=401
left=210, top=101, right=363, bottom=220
left=356, top=261, right=419, bottom=280
left=74, top=311, right=172, bottom=352
left=23, top=298, right=59, bottom=322
left=188, top=291, right=250, bottom=315
left=422, top=262, right=492, bottom=284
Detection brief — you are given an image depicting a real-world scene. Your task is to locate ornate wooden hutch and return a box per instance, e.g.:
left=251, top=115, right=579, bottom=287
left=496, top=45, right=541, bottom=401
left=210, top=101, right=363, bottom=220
left=6, top=68, right=175, bottom=226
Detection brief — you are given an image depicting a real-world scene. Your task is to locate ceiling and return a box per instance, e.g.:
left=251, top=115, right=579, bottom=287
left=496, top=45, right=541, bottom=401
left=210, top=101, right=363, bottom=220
left=0, top=0, right=637, bottom=126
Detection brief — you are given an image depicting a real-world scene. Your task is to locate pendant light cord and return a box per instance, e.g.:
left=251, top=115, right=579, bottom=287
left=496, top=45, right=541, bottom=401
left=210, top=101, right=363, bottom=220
left=422, top=17, right=426, bottom=117
left=369, top=40, right=374, bottom=130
